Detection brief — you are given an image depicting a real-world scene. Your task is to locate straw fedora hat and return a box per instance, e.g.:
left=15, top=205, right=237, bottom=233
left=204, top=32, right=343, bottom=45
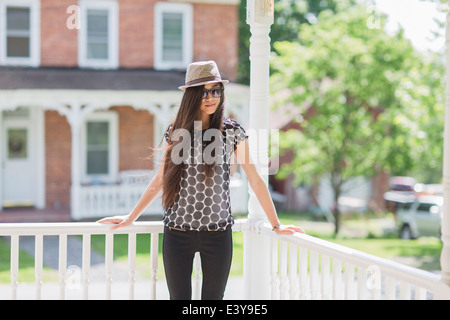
left=178, top=60, right=229, bottom=91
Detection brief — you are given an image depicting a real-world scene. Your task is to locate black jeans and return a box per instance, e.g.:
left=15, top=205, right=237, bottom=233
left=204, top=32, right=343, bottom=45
left=162, top=226, right=233, bottom=300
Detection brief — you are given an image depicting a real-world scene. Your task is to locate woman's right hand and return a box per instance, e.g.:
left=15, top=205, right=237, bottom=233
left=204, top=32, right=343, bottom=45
left=97, top=215, right=134, bottom=230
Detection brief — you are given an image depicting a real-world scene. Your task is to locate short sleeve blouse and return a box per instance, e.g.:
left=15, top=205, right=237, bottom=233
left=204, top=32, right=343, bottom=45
left=162, top=118, right=248, bottom=231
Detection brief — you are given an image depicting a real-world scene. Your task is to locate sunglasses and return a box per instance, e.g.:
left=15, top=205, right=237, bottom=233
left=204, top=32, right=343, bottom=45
left=202, top=88, right=223, bottom=99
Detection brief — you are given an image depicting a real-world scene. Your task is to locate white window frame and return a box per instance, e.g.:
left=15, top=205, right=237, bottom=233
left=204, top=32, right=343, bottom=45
left=78, top=0, right=118, bottom=69
left=81, top=112, right=119, bottom=184
left=0, top=0, right=40, bottom=67
left=154, top=2, right=193, bottom=70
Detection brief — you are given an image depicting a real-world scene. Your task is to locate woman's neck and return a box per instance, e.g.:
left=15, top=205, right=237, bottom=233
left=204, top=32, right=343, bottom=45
left=198, top=113, right=210, bottom=129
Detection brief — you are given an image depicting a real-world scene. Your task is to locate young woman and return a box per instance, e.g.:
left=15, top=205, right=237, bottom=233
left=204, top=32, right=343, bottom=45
left=98, top=61, right=304, bottom=300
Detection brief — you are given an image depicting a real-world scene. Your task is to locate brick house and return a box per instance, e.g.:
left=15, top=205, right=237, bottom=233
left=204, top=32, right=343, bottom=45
left=0, top=0, right=249, bottom=221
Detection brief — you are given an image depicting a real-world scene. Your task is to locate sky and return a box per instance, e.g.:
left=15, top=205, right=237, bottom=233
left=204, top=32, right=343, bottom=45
left=371, top=0, right=446, bottom=52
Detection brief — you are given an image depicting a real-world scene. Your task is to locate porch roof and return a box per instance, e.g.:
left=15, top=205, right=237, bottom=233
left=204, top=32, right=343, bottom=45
left=0, top=67, right=186, bottom=91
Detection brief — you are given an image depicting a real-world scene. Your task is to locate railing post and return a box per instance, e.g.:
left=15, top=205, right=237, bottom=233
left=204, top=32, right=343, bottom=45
left=243, top=0, right=274, bottom=300
left=441, top=0, right=450, bottom=291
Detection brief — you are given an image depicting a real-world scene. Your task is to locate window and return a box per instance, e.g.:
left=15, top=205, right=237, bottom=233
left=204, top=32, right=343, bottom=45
left=81, top=112, right=118, bottom=183
left=79, top=0, right=118, bottom=69
left=7, top=128, right=28, bottom=159
left=86, top=122, right=109, bottom=175
left=7, top=7, right=30, bottom=58
left=417, top=203, right=433, bottom=215
left=154, top=2, right=192, bottom=70
left=0, top=0, right=40, bottom=66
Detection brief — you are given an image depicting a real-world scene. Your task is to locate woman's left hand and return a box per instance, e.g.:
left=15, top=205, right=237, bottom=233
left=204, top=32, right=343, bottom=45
left=274, top=224, right=305, bottom=235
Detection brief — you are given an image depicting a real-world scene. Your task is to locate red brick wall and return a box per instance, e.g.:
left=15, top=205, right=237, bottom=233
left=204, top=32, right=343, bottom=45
left=110, top=106, right=155, bottom=171
left=39, top=0, right=238, bottom=79
left=41, top=0, right=78, bottom=67
left=118, top=0, right=155, bottom=68
left=193, top=3, right=238, bottom=81
left=45, top=111, right=72, bottom=209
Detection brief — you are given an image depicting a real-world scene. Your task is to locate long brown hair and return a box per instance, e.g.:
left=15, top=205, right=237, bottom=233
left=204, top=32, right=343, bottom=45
left=162, top=83, right=225, bottom=211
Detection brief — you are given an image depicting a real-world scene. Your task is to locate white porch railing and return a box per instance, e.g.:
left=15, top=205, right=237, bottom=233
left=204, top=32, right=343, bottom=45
left=259, top=222, right=445, bottom=300
left=74, top=175, right=248, bottom=220
left=0, top=219, right=448, bottom=300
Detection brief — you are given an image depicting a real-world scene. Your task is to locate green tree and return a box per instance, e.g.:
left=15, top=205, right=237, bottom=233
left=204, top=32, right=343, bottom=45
left=237, top=0, right=347, bottom=84
left=270, top=4, right=430, bottom=235
left=395, top=53, right=445, bottom=183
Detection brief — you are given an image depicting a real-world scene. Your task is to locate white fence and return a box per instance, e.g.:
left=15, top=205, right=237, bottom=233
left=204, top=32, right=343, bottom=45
left=261, top=222, right=444, bottom=300
left=74, top=175, right=248, bottom=220
left=0, top=219, right=448, bottom=300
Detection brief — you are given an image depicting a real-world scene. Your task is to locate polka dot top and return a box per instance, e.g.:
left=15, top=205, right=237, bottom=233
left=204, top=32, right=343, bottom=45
left=162, top=118, right=248, bottom=231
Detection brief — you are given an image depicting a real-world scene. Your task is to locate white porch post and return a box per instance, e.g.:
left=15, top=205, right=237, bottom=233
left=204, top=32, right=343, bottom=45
left=69, top=103, right=82, bottom=220
left=0, top=110, right=3, bottom=211
left=243, top=0, right=274, bottom=300
left=441, top=0, right=450, bottom=288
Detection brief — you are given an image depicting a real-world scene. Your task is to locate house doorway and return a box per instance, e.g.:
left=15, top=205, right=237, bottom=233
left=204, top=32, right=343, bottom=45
left=1, top=107, right=37, bottom=208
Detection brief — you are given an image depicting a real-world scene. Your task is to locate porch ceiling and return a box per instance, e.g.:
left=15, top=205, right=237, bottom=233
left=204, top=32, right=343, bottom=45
left=0, top=67, right=186, bottom=91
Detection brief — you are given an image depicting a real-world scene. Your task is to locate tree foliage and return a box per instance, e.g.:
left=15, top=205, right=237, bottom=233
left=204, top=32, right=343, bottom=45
left=237, top=0, right=347, bottom=84
left=270, top=4, right=444, bottom=234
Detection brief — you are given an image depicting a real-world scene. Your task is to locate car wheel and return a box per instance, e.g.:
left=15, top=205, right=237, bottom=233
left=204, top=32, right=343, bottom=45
left=400, top=224, right=413, bottom=240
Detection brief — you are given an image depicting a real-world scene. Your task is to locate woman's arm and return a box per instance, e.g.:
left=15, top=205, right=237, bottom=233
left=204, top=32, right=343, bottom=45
left=97, top=159, right=165, bottom=230
left=234, top=139, right=305, bottom=235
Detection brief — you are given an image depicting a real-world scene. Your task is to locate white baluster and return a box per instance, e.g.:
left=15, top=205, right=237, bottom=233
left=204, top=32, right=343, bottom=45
left=82, top=234, right=91, bottom=299
left=332, top=259, right=343, bottom=300
left=150, top=232, right=159, bottom=300
left=309, top=251, right=320, bottom=299
left=357, top=266, right=366, bottom=300
left=128, top=233, right=136, bottom=300
left=367, top=266, right=382, bottom=300
left=10, top=235, right=19, bottom=300
left=58, top=234, right=68, bottom=300
left=298, top=247, right=309, bottom=299
left=288, top=243, right=298, bottom=299
left=279, top=241, right=288, bottom=300
left=385, top=276, right=396, bottom=300
left=35, top=235, right=43, bottom=300
left=321, top=254, right=331, bottom=300
left=344, top=262, right=355, bottom=300
left=415, top=287, right=427, bottom=300
left=105, top=233, right=114, bottom=299
left=400, top=282, right=412, bottom=300
left=269, top=238, right=278, bottom=300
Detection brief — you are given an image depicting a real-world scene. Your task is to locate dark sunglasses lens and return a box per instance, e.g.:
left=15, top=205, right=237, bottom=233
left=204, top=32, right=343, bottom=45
left=211, top=89, right=221, bottom=98
left=202, top=88, right=222, bottom=99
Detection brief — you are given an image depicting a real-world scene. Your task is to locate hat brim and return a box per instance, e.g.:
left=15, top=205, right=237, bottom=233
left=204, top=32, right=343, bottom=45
left=178, top=80, right=229, bottom=91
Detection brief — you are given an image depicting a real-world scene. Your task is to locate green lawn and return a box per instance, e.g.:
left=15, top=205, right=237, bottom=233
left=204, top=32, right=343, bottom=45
left=0, top=212, right=443, bottom=283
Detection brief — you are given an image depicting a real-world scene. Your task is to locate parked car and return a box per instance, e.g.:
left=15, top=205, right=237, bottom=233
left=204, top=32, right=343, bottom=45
left=396, top=195, right=443, bottom=240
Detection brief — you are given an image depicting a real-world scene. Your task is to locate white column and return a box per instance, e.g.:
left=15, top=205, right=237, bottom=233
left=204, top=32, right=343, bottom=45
left=69, top=103, right=82, bottom=220
left=441, top=0, right=450, bottom=287
left=243, top=0, right=274, bottom=300
left=0, top=109, right=3, bottom=211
